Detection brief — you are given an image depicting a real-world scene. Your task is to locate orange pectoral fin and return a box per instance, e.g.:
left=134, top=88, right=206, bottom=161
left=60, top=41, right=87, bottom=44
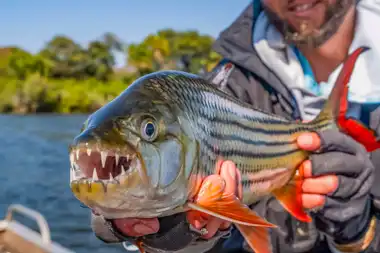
left=187, top=202, right=275, bottom=228
left=272, top=172, right=312, bottom=223
left=187, top=175, right=276, bottom=228
left=236, top=224, right=273, bottom=253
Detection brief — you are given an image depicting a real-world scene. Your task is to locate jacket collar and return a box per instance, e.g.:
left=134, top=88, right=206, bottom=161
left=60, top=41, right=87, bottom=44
left=211, top=1, right=300, bottom=117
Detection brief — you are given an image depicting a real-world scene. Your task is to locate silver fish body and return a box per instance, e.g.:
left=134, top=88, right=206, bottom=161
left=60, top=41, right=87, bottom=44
left=69, top=70, right=333, bottom=218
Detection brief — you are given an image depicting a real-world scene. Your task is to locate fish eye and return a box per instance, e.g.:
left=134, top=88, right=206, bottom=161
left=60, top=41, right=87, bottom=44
left=141, top=118, right=158, bottom=141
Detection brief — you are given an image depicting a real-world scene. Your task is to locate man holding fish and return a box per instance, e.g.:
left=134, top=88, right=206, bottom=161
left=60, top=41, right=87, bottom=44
left=84, top=0, right=380, bottom=252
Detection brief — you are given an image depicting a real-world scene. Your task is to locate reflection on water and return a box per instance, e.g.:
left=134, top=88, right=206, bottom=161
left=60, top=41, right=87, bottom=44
left=0, top=114, right=134, bottom=253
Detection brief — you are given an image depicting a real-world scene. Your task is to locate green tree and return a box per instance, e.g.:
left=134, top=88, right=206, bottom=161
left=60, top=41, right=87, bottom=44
left=84, top=33, right=126, bottom=81
left=0, top=29, right=221, bottom=114
left=126, top=29, right=221, bottom=75
left=85, top=40, right=115, bottom=81
left=39, top=35, right=86, bottom=79
left=102, top=32, right=124, bottom=52
left=7, top=48, right=49, bottom=80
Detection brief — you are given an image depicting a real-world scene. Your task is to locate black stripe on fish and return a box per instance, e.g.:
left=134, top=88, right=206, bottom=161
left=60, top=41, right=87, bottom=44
left=197, top=110, right=331, bottom=135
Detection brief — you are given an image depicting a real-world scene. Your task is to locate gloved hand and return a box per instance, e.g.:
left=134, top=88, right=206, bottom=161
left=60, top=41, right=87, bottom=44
left=91, top=128, right=375, bottom=252
left=297, top=129, right=375, bottom=247
left=91, top=161, right=240, bottom=252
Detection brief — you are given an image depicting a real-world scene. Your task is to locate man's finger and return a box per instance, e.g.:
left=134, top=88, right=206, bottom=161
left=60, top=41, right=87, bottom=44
left=203, top=217, right=224, bottom=239
left=310, top=152, right=367, bottom=177
left=208, top=160, right=240, bottom=233
left=220, top=161, right=238, bottom=198
left=187, top=211, right=209, bottom=229
left=317, top=129, right=366, bottom=155
left=299, top=160, right=312, bottom=178
left=302, top=194, right=325, bottom=209
left=302, top=175, right=338, bottom=195
left=218, top=161, right=239, bottom=232
left=220, top=221, right=231, bottom=230
left=297, top=132, right=321, bottom=151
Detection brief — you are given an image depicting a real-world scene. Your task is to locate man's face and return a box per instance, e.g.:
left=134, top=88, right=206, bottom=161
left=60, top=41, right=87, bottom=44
left=261, top=0, right=354, bottom=47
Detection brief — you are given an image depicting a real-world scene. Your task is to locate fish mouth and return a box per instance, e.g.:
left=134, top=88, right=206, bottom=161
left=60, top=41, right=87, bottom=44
left=70, top=144, right=138, bottom=182
left=69, top=143, right=145, bottom=209
left=69, top=143, right=185, bottom=219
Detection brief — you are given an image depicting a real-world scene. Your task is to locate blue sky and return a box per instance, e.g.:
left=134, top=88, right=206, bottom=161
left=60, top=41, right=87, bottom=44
left=0, top=0, right=252, bottom=66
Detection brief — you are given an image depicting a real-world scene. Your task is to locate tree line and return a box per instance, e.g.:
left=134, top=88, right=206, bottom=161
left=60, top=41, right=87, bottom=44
left=0, top=29, right=221, bottom=114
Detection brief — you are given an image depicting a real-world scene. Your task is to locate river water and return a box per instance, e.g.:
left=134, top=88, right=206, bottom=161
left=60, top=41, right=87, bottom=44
left=0, top=114, right=135, bottom=253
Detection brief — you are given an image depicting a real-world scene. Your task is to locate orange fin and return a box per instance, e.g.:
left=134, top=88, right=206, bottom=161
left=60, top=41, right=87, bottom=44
left=310, top=46, right=369, bottom=124
left=272, top=171, right=312, bottom=223
left=338, top=117, right=380, bottom=152
left=135, top=239, right=145, bottom=253
left=330, top=46, right=380, bottom=152
left=236, top=224, right=272, bottom=253
left=187, top=202, right=275, bottom=227
left=309, top=47, right=376, bottom=150
left=187, top=175, right=276, bottom=228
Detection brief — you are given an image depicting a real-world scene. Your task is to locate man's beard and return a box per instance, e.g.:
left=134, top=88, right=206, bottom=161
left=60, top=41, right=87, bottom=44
left=264, top=0, right=355, bottom=48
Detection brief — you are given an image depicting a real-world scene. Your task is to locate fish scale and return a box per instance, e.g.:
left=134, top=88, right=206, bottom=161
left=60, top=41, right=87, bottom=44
left=153, top=73, right=331, bottom=198
left=69, top=47, right=379, bottom=253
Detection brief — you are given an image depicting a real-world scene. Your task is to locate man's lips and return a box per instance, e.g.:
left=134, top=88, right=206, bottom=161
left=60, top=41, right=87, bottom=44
left=288, top=0, right=322, bottom=17
left=288, top=0, right=319, bottom=9
left=112, top=217, right=160, bottom=237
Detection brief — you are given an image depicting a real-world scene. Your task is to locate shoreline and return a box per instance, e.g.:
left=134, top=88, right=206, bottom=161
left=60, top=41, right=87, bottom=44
left=0, top=112, right=91, bottom=116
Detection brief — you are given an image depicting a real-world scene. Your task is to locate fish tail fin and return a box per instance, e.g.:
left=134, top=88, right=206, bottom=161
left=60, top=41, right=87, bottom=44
left=310, top=47, right=380, bottom=152
left=266, top=48, right=372, bottom=225
left=310, top=46, right=369, bottom=128
left=236, top=224, right=273, bottom=253
left=308, top=47, right=380, bottom=151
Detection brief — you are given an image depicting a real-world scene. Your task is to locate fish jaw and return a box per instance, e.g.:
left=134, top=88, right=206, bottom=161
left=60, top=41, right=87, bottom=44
left=68, top=112, right=196, bottom=219
left=69, top=141, right=190, bottom=219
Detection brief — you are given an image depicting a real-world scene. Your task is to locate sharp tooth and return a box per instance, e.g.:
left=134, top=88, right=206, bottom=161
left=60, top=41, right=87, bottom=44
left=126, top=154, right=130, bottom=161
left=76, top=149, right=80, bottom=160
left=121, top=165, right=126, bottom=175
left=109, top=173, right=114, bottom=181
left=70, top=153, right=74, bottom=167
left=87, top=148, right=92, bottom=156
left=92, top=168, right=98, bottom=180
left=101, top=151, right=108, bottom=168
left=115, top=154, right=119, bottom=166
left=70, top=168, right=73, bottom=182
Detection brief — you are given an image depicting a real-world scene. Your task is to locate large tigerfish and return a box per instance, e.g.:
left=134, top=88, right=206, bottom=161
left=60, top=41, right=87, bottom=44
left=69, top=47, right=378, bottom=253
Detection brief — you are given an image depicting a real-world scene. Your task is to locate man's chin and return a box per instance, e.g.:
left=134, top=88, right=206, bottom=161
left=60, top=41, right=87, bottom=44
left=265, top=0, right=355, bottom=48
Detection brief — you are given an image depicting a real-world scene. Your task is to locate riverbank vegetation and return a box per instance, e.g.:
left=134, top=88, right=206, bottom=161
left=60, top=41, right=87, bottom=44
left=0, top=29, right=221, bottom=114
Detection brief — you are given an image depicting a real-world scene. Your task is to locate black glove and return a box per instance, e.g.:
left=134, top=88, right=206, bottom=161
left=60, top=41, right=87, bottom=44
left=309, top=129, right=375, bottom=245
left=368, top=106, right=380, bottom=215
left=91, top=212, right=231, bottom=252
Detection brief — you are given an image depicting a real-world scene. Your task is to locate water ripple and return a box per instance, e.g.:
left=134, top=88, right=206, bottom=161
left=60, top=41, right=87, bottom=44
left=0, top=115, right=129, bottom=253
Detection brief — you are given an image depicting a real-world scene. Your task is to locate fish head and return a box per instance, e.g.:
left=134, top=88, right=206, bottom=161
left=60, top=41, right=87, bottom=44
left=69, top=72, right=198, bottom=219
